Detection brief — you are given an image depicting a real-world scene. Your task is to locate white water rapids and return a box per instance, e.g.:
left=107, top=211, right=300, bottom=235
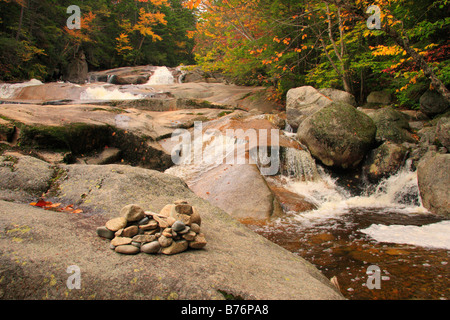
left=166, top=126, right=450, bottom=250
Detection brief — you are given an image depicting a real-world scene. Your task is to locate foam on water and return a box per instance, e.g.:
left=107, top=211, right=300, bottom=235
left=360, top=221, right=450, bottom=249
left=80, top=86, right=143, bottom=100
left=0, top=79, right=43, bottom=99
left=165, top=130, right=246, bottom=185
left=146, top=67, right=174, bottom=85
left=281, top=160, right=432, bottom=227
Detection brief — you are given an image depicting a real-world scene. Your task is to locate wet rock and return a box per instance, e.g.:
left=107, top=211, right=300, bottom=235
left=297, top=102, right=376, bottom=169
left=363, top=142, right=408, bottom=182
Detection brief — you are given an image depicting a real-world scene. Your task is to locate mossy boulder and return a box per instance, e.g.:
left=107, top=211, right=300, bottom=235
left=297, top=102, right=376, bottom=169
left=369, top=107, right=416, bottom=144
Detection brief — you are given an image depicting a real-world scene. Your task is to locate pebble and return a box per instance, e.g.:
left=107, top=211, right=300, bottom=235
left=158, top=235, right=173, bottom=248
left=115, top=245, right=140, bottom=255
left=139, top=220, right=158, bottom=230
left=96, top=226, right=115, bottom=239
left=111, top=236, right=132, bottom=246
left=105, top=217, right=127, bottom=232
left=178, top=226, right=190, bottom=235
left=131, top=241, right=141, bottom=248
left=122, top=225, right=139, bottom=238
left=190, top=223, right=201, bottom=234
left=120, top=204, right=145, bottom=222
left=182, top=231, right=197, bottom=241
left=189, top=233, right=207, bottom=249
left=162, top=228, right=173, bottom=238
left=175, top=203, right=193, bottom=215
left=138, top=216, right=150, bottom=225
left=172, top=220, right=185, bottom=232
left=132, top=234, right=156, bottom=243
left=141, top=241, right=161, bottom=254
left=161, top=240, right=188, bottom=255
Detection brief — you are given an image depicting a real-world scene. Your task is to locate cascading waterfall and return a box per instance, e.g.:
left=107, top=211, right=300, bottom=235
left=80, top=86, right=143, bottom=100
left=0, top=79, right=43, bottom=99
left=146, top=66, right=175, bottom=85
left=280, top=148, right=320, bottom=182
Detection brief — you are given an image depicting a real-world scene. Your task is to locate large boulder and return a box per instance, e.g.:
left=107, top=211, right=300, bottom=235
left=419, top=90, right=449, bottom=118
left=297, top=102, right=376, bottom=169
left=189, top=163, right=284, bottom=221
left=368, top=107, right=417, bottom=144
left=63, top=51, right=88, bottom=84
left=436, top=116, right=450, bottom=150
left=363, top=141, right=408, bottom=182
left=417, top=152, right=450, bottom=216
left=0, top=152, right=54, bottom=203
left=0, top=155, right=343, bottom=299
left=286, top=86, right=333, bottom=130
left=367, top=90, right=392, bottom=105
left=319, top=88, right=357, bottom=107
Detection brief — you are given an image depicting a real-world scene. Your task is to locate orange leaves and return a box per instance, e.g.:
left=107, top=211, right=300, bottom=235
left=183, top=0, right=203, bottom=10
left=64, top=11, right=97, bottom=44
left=30, top=200, right=83, bottom=214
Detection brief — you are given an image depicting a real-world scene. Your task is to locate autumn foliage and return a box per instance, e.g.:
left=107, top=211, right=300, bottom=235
left=185, top=0, right=449, bottom=107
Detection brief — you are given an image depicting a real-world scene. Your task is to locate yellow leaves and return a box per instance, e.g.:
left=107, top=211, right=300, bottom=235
left=273, top=36, right=281, bottom=43
left=133, top=8, right=167, bottom=39
left=186, top=30, right=196, bottom=39
left=116, top=33, right=133, bottom=55
left=370, top=45, right=405, bottom=56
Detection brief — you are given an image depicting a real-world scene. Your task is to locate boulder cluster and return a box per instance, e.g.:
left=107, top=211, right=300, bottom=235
left=96, top=200, right=206, bottom=255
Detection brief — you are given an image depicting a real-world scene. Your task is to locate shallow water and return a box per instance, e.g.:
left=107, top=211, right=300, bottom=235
left=245, top=209, right=449, bottom=300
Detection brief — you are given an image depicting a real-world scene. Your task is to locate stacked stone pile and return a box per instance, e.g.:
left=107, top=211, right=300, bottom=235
left=96, top=200, right=206, bottom=255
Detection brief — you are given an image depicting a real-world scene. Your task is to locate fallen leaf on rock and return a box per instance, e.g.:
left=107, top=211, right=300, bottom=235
left=29, top=200, right=82, bottom=214
left=30, top=200, right=52, bottom=207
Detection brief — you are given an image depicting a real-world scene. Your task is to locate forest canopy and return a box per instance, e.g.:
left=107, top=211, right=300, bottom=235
left=0, top=0, right=449, bottom=109
left=0, top=0, right=196, bottom=81
left=186, top=0, right=449, bottom=107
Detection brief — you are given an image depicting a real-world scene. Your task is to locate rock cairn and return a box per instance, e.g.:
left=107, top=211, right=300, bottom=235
left=96, top=200, right=206, bottom=255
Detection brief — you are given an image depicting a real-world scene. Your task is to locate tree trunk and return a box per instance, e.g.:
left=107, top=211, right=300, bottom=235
left=386, top=26, right=450, bottom=101
left=16, top=5, right=24, bottom=41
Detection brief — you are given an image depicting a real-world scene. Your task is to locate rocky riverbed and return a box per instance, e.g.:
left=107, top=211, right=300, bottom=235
left=0, top=66, right=448, bottom=300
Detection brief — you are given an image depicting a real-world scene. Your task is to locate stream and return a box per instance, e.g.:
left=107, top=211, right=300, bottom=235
left=245, top=163, right=450, bottom=300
